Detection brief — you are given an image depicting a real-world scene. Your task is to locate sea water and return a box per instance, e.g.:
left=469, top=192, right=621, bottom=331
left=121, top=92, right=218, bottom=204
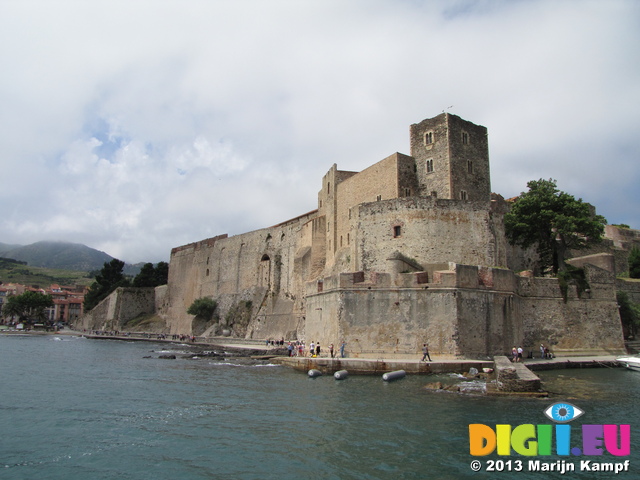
left=0, top=335, right=637, bottom=479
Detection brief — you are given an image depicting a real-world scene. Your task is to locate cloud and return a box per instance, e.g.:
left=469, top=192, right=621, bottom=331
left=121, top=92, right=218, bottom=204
left=0, top=0, right=638, bottom=262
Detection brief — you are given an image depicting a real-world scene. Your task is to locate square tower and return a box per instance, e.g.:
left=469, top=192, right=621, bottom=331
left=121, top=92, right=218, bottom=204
left=410, top=113, right=490, bottom=201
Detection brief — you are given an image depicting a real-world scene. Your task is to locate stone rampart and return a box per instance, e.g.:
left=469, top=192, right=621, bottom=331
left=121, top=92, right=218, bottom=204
left=77, top=287, right=156, bottom=332
left=303, top=260, right=624, bottom=358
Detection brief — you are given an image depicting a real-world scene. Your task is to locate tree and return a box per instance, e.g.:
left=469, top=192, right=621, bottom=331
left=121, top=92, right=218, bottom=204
left=187, top=297, right=217, bottom=320
left=132, top=261, right=169, bottom=287
left=154, top=261, right=169, bottom=285
left=132, top=263, right=156, bottom=287
left=84, top=259, right=130, bottom=311
left=504, top=179, right=606, bottom=274
left=629, top=247, right=640, bottom=279
left=3, top=291, right=54, bottom=324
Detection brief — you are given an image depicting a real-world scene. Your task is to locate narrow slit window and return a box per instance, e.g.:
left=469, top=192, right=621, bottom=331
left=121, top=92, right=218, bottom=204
left=393, top=226, right=402, bottom=238
left=424, top=131, right=434, bottom=145
left=426, top=159, right=434, bottom=173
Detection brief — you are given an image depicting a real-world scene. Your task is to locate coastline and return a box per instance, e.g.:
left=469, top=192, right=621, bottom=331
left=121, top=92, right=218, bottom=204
left=1, top=330, right=623, bottom=375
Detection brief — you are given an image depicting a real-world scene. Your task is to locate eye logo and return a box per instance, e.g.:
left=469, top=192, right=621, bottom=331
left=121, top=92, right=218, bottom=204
left=544, top=402, right=584, bottom=423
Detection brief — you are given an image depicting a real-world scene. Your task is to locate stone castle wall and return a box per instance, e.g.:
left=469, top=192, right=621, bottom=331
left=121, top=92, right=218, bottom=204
left=303, top=261, right=625, bottom=358
left=353, top=198, right=507, bottom=273
left=76, top=287, right=156, bottom=332
left=160, top=211, right=318, bottom=338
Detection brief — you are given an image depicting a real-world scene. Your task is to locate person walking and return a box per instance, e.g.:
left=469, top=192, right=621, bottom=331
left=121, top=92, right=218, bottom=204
left=421, top=343, right=432, bottom=362
left=340, top=341, right=346, bottom=358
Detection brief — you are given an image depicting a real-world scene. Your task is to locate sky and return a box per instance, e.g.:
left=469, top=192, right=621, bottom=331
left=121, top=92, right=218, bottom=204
left=1, top=0, right=639, bottom=264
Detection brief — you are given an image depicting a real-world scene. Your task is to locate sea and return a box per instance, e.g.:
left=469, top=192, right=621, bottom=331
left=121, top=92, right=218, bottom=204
left=0, top=334, right=637, bottom=480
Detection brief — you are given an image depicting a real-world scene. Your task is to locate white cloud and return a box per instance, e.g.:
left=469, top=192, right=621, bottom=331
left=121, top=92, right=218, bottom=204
left=1, top=0, right=638, bottom=262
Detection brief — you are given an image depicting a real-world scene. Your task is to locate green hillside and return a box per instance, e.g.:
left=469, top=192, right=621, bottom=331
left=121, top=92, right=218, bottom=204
left=0, top=257, right=94, bottom=288
left=1, top=241, right=114, bottom=271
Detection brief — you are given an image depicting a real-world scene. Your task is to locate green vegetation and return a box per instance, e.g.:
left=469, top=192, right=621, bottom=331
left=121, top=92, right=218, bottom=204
left=557, top=265, right=589, bottom=303
left=187, top=297, right=218, bottom=319
left=0, top=257, right=93, bottom=287
left=617, top=291, right=640, bottom=338
left=3, top=291, right=54, bottom=323
left=187, top=297, right=219, bottom=336
left=629, top=247, right=640, bottom=279
left=1, top=241, right=113, bottom=271
left=84, top=259, right=130, bottom=311
left=504, top=179, right=606, bottom=275
left=122, top=313, right=166, bottom=332
left=132, top=262, right=169, bottom=287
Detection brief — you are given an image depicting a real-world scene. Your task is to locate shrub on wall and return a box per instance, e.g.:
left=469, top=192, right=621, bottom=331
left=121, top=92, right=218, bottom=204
left=187, top=297, right=218, bottom=319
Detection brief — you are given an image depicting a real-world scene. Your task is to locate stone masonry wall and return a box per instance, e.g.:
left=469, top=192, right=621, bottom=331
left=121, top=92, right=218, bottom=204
left=160, top=211, right=318, bottom=338
left=354, top=197, right=507, bottom=273
left=76, top=287, right=156, bottom=332
left=304, top=261, right=624, bottom=359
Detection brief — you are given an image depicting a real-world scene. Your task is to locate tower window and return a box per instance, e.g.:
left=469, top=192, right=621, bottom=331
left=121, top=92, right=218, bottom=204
left=467, top=160, right=474, bottom=174
left=404, top=187, right=411, bottom=197
left=377, top=195, right=382, bottom=201
left=460, top=190, right=468, bottom=200
left=426, top=159, right=434, bottom=173
left=462, top=131, right=469, bottom=145
left=393, top=226, right=402, bottom=238
left=424, top=131, right=434, bottom=145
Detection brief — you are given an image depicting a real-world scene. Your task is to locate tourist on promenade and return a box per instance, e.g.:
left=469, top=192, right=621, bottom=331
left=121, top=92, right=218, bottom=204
left=329, top=343, right=334, bottom=358
left=421, top=343, right=432, bottom=362
left=287, top=342, right=294, bottom=357
left=540, top=344, right=545, bottom=359
left=309, top=341, right=315, bottom=357
left=517, top=346, right=523, bottom=362
left=512, top=347, right=518, bottom=362
left=340, top=341, right=346, bottom=358
left=316, top=343, right=321, bottom=357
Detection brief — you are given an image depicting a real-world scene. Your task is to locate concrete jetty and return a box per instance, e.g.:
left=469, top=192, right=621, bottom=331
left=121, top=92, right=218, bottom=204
left=273, top=356, right=493, bottom=375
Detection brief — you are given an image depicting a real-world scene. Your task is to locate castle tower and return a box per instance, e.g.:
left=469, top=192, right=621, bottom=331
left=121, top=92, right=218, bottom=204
left=410, top=113, right=490, bottom=201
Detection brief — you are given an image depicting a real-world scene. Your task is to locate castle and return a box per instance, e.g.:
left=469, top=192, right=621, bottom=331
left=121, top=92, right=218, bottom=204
left=84, top=113, right=639, bottom=358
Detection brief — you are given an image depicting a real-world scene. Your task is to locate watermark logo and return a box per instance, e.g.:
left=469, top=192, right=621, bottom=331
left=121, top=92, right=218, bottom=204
left=543, top=402, right=584, bottom=423
left=468, top=403, right=631, bottom=474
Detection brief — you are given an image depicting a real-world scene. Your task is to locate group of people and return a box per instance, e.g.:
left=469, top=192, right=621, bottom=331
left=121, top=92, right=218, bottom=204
left=284, top=340, right=347, bottom=358
left=539, top=343, right=553, bottom=359
left=511, top=344, right=553, bottom=362
left=511, top=346, right=524, bottom=362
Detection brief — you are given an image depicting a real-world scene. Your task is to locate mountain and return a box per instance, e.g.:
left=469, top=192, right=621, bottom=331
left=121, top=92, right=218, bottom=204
left=1, top=241, right=115, bottom=272
left=0, top=242, right=24, bottom=256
